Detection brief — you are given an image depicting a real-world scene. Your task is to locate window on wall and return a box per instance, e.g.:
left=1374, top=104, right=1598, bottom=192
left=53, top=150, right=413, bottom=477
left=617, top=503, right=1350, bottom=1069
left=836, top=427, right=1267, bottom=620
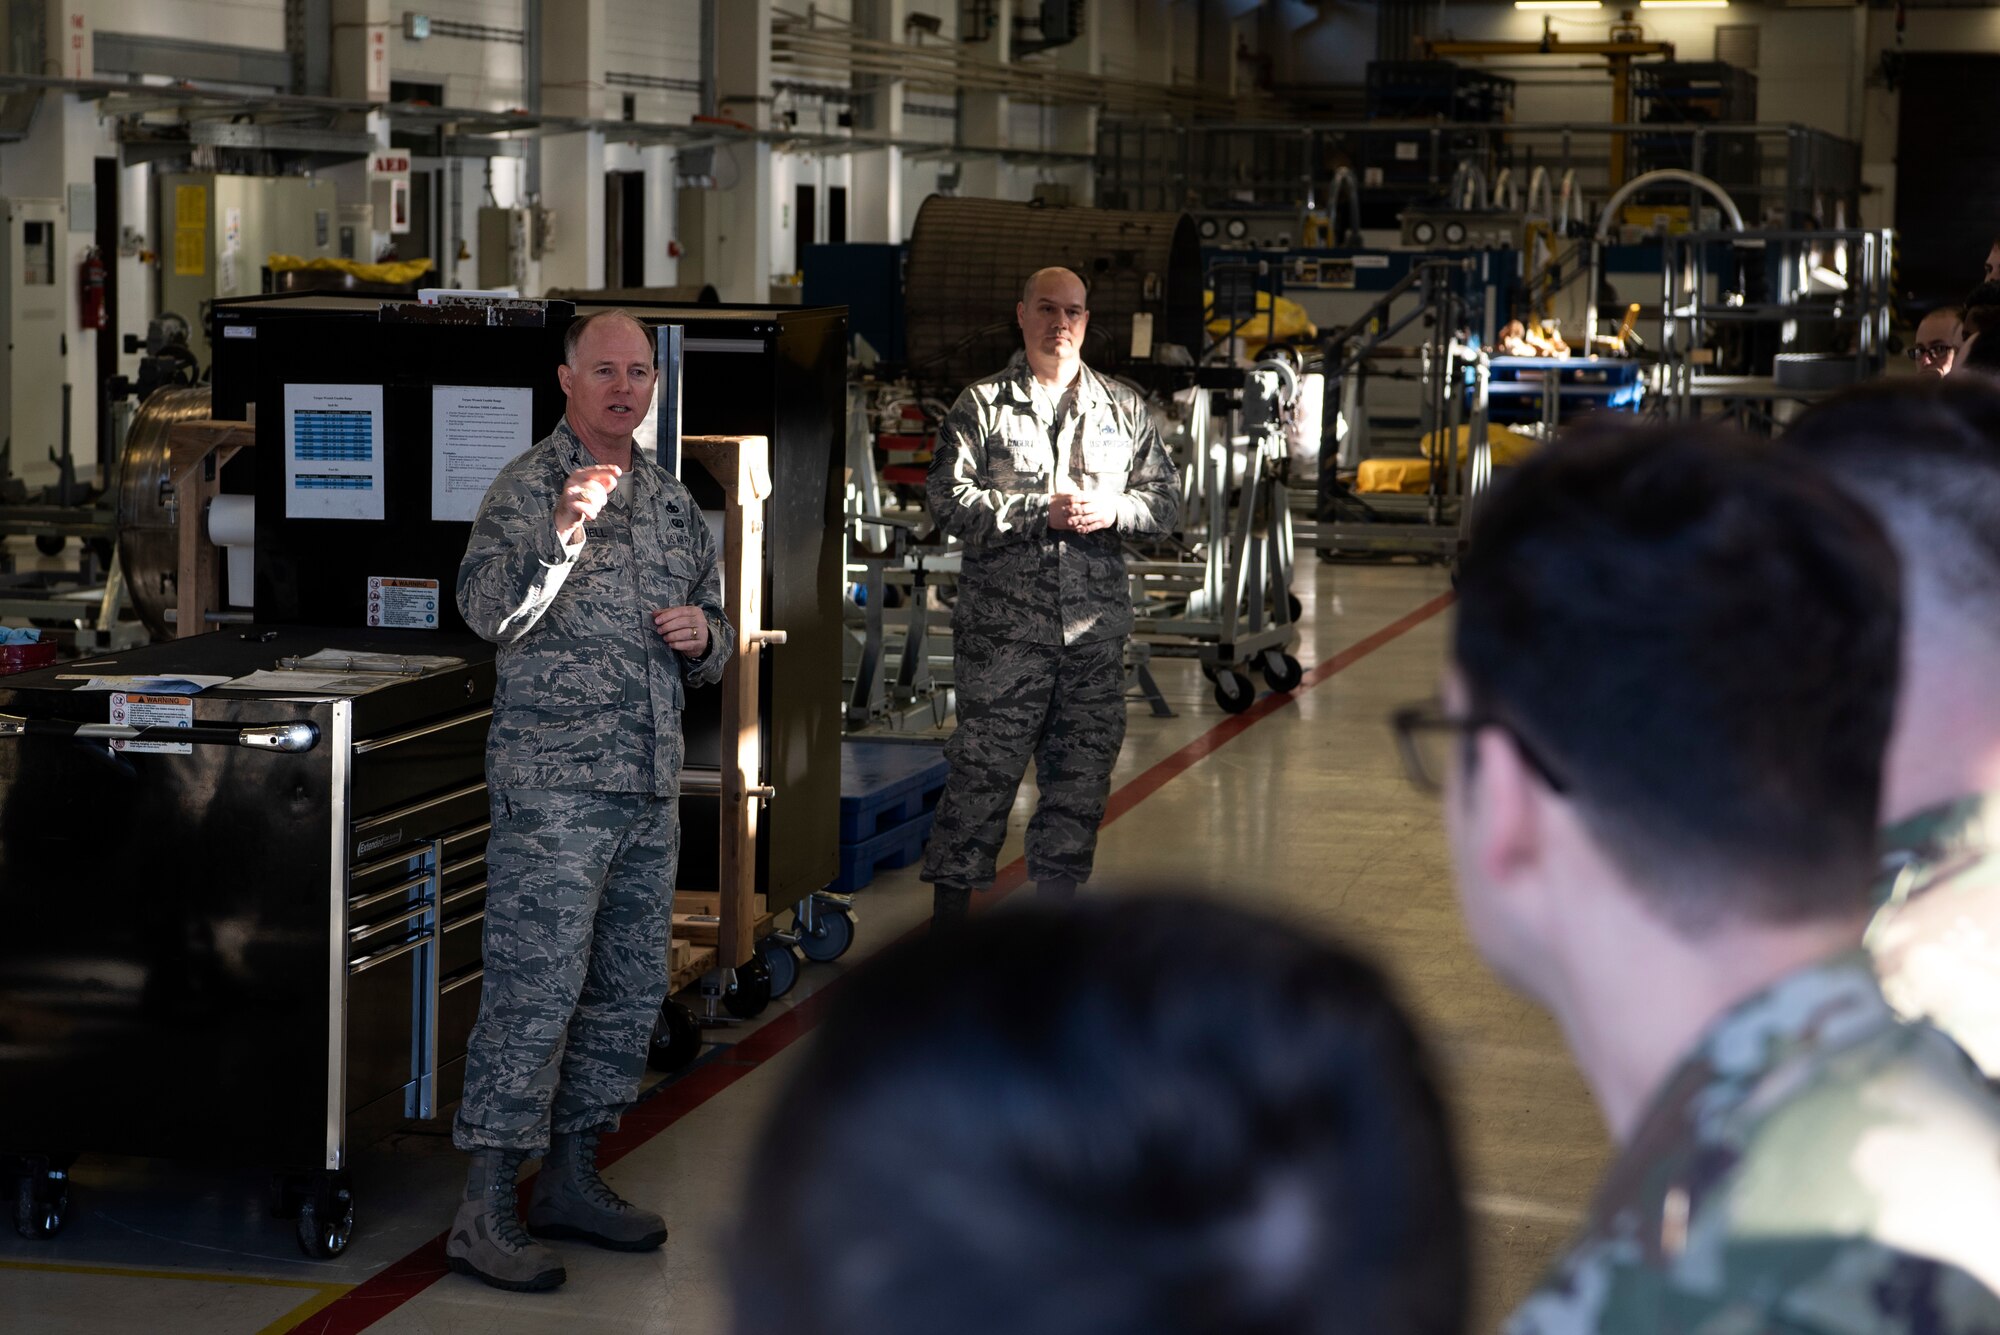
left=794, top=183, right=816, bottom=274
left=604, top=170, right=646, bottom=288
left=389, top=79, right=444, bottom=105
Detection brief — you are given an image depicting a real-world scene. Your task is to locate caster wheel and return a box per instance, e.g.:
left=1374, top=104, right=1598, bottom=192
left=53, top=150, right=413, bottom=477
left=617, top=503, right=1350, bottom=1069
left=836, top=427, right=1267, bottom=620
left=648, top=997, right=703, bottom=1073
left=1287, top=592, right=1303, bottom=621
left=759, top=938, right=802, bottom=999
left=798, top=905, right=855, bottom=963
left=33, top=534, right=63, bottom=558
left=295, top=1175, right=353, bottom=1259
left=1213, top=669, right=1255, bottom=714
left=721, top=953, right=774, bottom=1019
left=14, top=1168, right=68, bottom=1240
left=1258, top=650, right=1303, bottom=693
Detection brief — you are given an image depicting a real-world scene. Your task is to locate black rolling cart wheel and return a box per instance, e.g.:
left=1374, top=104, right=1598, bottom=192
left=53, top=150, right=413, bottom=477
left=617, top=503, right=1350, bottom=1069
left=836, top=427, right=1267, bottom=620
left=721, top=953, right=775, bottom=1020
left=1212, top=669, right=1255, bottom=714
left=1258, top=649, right=1304, bottom=693
left=295, top=1172, right=354, bottom=1259
left=648, top=997, right=703, bottom=1073
left=759, top=937, right=802, bottom=999
left=12, top=1161, right=69, bottom=1240
left=1287, top=592, right=1303, bottom=621
left=798, top=904, right=855, bottom=963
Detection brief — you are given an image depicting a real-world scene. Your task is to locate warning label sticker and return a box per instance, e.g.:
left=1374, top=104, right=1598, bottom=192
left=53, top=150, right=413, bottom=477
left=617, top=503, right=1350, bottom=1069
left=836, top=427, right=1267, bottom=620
left=367, top=576, right=441, bottom=630
left=110, top=692, right=193, bottom=754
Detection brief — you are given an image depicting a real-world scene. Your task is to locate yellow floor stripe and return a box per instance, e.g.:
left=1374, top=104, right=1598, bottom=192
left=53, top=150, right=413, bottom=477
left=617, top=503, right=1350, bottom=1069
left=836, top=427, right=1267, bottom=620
left=256, top=1282, right=355, bottom=1335
left=0, top=1256, right=345, bottom=1294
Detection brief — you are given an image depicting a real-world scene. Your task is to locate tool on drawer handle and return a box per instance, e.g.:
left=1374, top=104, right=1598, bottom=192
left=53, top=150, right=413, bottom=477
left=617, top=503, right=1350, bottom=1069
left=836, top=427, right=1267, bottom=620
left=0, top=713, right=320, bottom=753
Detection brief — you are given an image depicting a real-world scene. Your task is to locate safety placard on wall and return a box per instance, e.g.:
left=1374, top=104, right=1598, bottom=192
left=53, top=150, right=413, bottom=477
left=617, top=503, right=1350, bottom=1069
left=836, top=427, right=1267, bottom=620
left=109, top=693, right=192, bottom=754
left=368, top=576, right=441, bottom=629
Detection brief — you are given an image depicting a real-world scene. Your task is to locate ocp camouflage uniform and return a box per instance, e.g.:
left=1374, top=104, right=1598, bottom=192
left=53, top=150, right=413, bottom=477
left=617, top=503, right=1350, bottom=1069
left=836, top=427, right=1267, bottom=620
left=1507, top=952, right=2000, bottom=1335
left=454, top=418, right=731, bottom=1153
left=1870, top=793, right=2000, bottom=1080
left=921, top=353, right=1178, bottom=889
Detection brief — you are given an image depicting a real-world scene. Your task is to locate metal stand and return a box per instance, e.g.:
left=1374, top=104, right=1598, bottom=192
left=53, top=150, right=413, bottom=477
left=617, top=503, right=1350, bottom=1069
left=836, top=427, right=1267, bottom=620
left=1313, top=259, right=1494, bottom=567
left=1130, top=362, right=1304, bottom=714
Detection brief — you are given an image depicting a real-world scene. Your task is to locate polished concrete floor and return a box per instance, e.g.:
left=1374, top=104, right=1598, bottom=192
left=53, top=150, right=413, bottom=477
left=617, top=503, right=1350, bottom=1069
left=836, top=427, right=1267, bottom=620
left=0, top=560, right=1610, bottom=1333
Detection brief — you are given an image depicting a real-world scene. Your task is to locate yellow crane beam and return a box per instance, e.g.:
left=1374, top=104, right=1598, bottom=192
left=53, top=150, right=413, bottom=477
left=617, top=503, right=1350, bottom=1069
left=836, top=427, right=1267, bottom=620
left=1421, top=30, right=1675, bottom=188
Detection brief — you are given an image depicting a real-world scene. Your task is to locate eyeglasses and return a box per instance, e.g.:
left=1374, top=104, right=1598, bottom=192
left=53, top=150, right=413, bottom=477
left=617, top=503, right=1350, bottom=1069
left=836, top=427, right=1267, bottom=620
left=1388, top=699, right=1570, bottom=795
left=1908, top=342, right=1956, bottom=364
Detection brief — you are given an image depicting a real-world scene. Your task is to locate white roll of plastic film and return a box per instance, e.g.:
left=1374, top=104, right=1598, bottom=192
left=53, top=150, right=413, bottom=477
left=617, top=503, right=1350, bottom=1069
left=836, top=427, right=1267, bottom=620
left=208, top=495, right=257, bottom=608
left=208, top=494, right=256, bottom=548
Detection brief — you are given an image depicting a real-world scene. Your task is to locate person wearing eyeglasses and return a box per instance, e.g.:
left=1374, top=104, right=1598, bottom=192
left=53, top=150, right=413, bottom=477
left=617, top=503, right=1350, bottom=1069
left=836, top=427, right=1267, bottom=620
left=1394, top=425, right=2000, bottom=1333
left=1908, top=305, right=1964, bottom=376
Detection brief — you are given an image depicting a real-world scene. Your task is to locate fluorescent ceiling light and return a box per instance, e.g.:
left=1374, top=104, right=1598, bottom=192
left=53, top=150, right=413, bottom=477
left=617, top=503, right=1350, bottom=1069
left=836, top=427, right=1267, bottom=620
left=1514, top=1, right=1603, bottom=8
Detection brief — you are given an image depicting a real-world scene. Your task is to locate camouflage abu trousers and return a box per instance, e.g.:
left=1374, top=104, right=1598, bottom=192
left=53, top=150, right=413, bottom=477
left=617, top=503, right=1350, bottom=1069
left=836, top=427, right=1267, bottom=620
left=453, top=788, right=678, bottom=1153
left=921, top=628, right=1127, bottom=888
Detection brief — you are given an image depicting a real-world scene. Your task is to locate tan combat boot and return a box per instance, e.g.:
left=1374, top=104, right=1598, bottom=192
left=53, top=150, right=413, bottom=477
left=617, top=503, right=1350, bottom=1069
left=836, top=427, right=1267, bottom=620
left=445, top=1148, right=567, bottom=1291
left=526, top=1130, right=668, bottom=1251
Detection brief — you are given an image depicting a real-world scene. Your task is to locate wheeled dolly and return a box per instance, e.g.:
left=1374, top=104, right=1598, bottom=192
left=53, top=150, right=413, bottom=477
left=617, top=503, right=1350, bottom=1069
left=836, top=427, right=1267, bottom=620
left=270, top=1169, right=357, bottom=1258
left=6, top=1153, right=73, bottom=1241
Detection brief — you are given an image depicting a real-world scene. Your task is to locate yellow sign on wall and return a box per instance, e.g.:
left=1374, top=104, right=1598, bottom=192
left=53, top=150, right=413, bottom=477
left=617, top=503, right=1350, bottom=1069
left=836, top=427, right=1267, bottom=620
left=175, top=184, right=206, bottom=228
left=174, top=228, right=205, bottom=276
left=173, top=184, right=207, bottom=276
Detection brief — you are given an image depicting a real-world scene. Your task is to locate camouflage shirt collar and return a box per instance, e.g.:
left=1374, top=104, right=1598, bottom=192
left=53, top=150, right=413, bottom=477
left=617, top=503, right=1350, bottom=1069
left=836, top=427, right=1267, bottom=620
left=552, top=416, right=659, bottom=496
left=1631, top=951, right=1890, bottom=1146
left=1878, top=792, right=2000, bottom=885
left=1004, top=350, right=1109, bottom=412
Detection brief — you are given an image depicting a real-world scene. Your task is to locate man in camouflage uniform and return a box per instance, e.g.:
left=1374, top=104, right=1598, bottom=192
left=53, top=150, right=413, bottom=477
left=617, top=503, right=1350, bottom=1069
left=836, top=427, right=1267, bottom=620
left=921, top=267, right=1179, bottom=925
left=449, top=311, right=732, bottom=1292
left=1790, top=378, right=2000, bottom=1084
left=1421, top=425, right=2000, bottom=1331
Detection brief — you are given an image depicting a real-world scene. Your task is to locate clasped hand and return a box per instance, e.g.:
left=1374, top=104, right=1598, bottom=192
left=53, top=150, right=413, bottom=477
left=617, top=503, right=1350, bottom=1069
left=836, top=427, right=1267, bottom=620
left=1048, top=491, right=1116, bottom=535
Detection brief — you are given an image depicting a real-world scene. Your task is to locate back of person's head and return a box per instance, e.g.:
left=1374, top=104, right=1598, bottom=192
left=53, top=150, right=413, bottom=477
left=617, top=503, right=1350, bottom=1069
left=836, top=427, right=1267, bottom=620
left=1962, top=328, right=2000, bottom=376
left=1453, top=423, right=1902, bottom=931
left=1964, top=280, right=2000, bottom=313
left=1787, top=376, right=2000, bottom=643
left=732, top=898, right=1467, bottom=1335
left=1964, top=304, right=2000, bottom=340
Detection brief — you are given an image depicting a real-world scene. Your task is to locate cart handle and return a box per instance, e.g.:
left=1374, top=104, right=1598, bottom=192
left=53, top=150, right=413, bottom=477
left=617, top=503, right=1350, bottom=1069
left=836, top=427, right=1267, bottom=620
left=0, top=713, right=320, bottom=754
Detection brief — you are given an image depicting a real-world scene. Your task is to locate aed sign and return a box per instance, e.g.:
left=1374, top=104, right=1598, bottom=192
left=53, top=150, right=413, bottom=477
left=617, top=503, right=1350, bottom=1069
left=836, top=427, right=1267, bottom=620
left=370, top=153, right=412, bottom=180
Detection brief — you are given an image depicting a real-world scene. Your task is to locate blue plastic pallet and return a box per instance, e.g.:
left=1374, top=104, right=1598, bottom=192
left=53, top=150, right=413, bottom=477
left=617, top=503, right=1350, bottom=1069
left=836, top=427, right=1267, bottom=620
left=840, top=739, right=950, bottom=845
left=831, top=808, right=937, bottom=895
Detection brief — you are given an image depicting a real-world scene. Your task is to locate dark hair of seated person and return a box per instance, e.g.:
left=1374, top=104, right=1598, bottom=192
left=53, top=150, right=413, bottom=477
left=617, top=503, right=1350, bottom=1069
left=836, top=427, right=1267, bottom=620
left=730, top=897, right=1469, bottom=1335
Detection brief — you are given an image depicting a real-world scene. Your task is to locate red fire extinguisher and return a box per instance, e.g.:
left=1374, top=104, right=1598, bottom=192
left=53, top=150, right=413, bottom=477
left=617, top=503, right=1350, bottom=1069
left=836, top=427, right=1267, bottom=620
left=79, top=246, right=106, bottom=331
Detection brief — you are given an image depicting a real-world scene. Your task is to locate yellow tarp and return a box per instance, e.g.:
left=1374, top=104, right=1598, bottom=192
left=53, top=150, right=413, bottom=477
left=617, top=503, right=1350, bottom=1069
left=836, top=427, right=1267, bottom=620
left=1205, top=289, right=1317, bottom=353
left=1354, top=424, right=1541, bottom=495
left=267, top=255, right=436, bottom=285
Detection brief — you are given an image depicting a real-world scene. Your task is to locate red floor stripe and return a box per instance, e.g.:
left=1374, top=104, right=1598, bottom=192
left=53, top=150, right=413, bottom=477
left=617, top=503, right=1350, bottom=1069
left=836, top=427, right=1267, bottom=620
left=288, top=589, right=1453, bottom=1333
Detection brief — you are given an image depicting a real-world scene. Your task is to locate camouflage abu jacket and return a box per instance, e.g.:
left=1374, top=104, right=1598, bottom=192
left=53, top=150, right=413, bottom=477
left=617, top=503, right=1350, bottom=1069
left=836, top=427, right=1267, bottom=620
left=927, top=353, right=1179, bottom=646
left=1507, top=952, right=2000, bottom=1335
left=457, top=417, right=732, bottom=795
left=1870, top=792, right=2000, bottom=1081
